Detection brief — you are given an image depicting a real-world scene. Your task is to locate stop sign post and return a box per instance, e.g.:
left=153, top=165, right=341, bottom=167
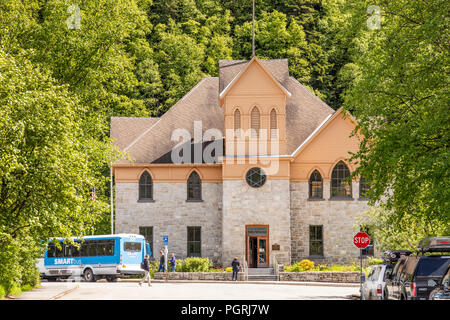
left=354, top=232, right=370, bottom=300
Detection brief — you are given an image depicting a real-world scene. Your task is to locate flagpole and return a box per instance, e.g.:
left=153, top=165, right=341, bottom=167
left=252, top=0, right=255, bottom=57
left=110, top=167, right=114, bottom=235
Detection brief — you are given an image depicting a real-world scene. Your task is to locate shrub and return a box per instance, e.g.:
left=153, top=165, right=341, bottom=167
left=224, top=267, right=233, bottom=272
left=368, top=257, right=383, bottom=266
left=180, top=257, right=213, bottom=272
left=0, top=285, right=5, bottom=299
left=285, top=259, right=315, bottom=272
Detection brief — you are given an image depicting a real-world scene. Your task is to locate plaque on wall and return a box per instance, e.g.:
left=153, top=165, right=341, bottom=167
left=272, top=243, right=280, bottom=251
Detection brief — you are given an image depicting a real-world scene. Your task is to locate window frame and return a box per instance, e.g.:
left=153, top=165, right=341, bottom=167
left=308, top=170, right=324, bottom=200
left=138, top=171, right=154, bottom=202
left=187, top=171, right=202, bottom=201
left=359, top=177, right=370, bottom=200
left=187, top=226, right=201, bottom=257
left=330, top=161, right=353, bottom=199
left=250, top=107, right=260, bottom=138
left=309, top=225, right=324, bottom=257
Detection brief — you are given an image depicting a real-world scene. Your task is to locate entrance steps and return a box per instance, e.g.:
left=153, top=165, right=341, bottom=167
left=247, top=268, right=278, bottom=281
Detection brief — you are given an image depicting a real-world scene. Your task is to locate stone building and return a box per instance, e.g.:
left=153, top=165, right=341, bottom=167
left=111, top=57, right=372, bottom=267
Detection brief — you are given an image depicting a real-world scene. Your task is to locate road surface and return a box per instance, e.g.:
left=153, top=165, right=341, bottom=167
left=15, top=281, right=358, bottom=300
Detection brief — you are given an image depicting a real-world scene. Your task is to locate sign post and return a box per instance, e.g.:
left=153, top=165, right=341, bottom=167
left=163, top=235, right=168, bottom=282
left=353, top=232, right=370, bottom=301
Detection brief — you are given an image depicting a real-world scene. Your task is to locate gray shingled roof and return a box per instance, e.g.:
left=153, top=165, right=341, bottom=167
left=110, top=60, right=334, bottom=164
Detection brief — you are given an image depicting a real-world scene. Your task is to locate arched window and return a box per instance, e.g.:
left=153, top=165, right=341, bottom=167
left=359, top=177, right=370, bottom=199
left=309, top=170, right=323, bottom=199
left=250, top=107, right=260, bottom=138
left=270, top=108, right=277, bottom=138
left=187, top=171, right=202, bottom=201
left=139, top=171, right=153, bottom=200
left=234, top=109, right=241, bottom=135
left=331, top=161, right=352, bottom=198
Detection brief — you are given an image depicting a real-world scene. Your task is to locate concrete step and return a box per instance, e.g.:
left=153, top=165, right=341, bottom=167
left=247, top=275, right=279, bottom=281
left=247, top=268, right=275, bottom=275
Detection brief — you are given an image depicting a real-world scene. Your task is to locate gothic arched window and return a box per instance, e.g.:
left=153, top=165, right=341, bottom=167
left=139, top=171, right=153, bottom=200
left=187, top=171, right=202, bottom=201
left=250, top=107, right=260, bottom=138
left=331, top=161, right=352, bottom=198
left=270, top=108, right=277, bottom=138
left=309, top=170, right=323, bottom=199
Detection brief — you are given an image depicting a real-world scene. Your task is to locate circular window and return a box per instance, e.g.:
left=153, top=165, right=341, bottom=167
left=246, top=167, right=266, bottom=188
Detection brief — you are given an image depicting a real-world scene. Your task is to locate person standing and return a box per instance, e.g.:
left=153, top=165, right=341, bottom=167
left=158, top=250, right=165, bottom=273
left=169, top=253, right=177, bottom=272
left=231, top=257, right=240, bottom=281
left=139, top=254, right=152, bottom=287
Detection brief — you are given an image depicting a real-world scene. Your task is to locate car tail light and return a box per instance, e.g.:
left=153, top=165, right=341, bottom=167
left=411, top=282, right=417, bottom=296
left=377, top=284, right=382, bottom=295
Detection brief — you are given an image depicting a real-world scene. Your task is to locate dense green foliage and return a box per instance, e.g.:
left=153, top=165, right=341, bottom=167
left=343, top=0, right=450, bottom=246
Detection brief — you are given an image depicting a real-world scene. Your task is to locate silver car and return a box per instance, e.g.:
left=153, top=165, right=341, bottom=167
left=362, top=264, right=394, bottom=300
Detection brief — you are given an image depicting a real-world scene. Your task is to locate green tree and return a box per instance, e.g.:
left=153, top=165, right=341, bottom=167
left=344, top=0, right=450, bottom=236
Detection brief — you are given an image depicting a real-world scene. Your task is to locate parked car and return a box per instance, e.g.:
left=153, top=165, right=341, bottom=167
left=386, top=237, right=450, bottom=300
left=429, top=266, right=450, bottom=300
left=362, top=264, right=394, bottom=300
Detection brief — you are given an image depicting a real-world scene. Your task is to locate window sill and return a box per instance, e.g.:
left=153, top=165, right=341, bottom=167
left=308, top=255, right=325, bottom=259
left=307, top=197, right=325, bottom=201
left=186, top=199, right=203, bottom=203
left=358, top=197, right=370, bottom=201
left=329, top=197, right=354, bottom=201
left=138, top=199, right=155, bottom=203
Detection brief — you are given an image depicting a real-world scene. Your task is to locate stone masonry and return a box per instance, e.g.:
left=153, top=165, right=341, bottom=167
left=290, top=181, right=370, bottom=264
left=222, top=179, right=291, bottom=266
left=115, top=182, right=222, bottom=263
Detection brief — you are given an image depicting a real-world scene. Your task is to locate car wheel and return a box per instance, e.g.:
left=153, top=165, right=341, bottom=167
left=83, top=268, right=96, bottom=282
left=106, top=275, right=117, bottom=282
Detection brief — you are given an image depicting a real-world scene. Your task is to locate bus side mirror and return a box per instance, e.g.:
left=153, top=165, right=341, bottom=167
left=146, top=243, right=151, bottom=257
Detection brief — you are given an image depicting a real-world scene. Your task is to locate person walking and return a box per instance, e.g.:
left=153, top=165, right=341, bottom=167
left=139, top=254, right=152, bottom=287
left=169, top=253, right=177, bottom=272
left=231, top=257, right=240, bottom=281
left=158, top=250, right=165, bottom=273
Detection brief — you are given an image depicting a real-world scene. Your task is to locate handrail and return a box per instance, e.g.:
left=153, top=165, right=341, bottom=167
left=272, top=255, right=280, bottom=281
left=243, top=258, right=248, bottom=281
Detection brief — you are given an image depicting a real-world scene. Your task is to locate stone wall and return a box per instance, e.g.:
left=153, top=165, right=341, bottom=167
left=115, top=182, right=222, bottom=263
left=279, top=272, right=360, bottom=283
left=290, top=181, right=371, bottom=264
left=222, top=179, right=291, bottom=266
left=153, top=272, right=244, bottom=281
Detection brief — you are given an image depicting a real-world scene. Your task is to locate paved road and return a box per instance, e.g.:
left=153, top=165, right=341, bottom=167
left=16, top=281, right=358, bottom=300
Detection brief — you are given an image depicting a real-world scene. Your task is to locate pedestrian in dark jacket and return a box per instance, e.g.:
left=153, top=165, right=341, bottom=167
left=158, top=250, right=165, bottom=272
left=231, top=257, right=240, bottom=281
left=139, top=254, right=152, bottom=287
left=169, top=253, right=177, bottom=272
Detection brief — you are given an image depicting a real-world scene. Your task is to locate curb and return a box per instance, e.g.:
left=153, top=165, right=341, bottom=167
left=117, top=279, right=359, bottom=288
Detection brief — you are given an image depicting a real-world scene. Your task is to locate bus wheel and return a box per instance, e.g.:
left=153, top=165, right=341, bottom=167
left=83, top=268, right=96, bottom=282
left=106, top=276, right=117, bottom=282
left=47, top=277, right=57, bottom=282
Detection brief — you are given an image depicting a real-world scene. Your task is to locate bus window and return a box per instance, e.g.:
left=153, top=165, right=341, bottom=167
left=80, top=241, right=89, bottom=257
left=124, top=242, right=141, bottom=252
left=105, top=240, right=115, bottom=256
left=55, top=243, right=64, bottom=258
left=47, top=243, right=56, bottom=258
left=88, top=241, right=97, bottom=256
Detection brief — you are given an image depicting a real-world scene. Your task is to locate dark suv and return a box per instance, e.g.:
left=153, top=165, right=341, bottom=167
left=386, top=237, right=450, bottom=300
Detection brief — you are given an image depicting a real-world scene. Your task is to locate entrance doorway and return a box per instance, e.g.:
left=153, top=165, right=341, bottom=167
left=246, top=225, right=269, bottom=268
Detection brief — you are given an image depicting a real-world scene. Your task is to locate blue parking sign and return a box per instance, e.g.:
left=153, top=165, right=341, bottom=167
left=163, top=235, right=168, bottom=246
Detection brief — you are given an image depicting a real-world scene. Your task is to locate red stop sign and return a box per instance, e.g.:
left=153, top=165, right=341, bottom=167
left=353, top=232, right=370, bottom=249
